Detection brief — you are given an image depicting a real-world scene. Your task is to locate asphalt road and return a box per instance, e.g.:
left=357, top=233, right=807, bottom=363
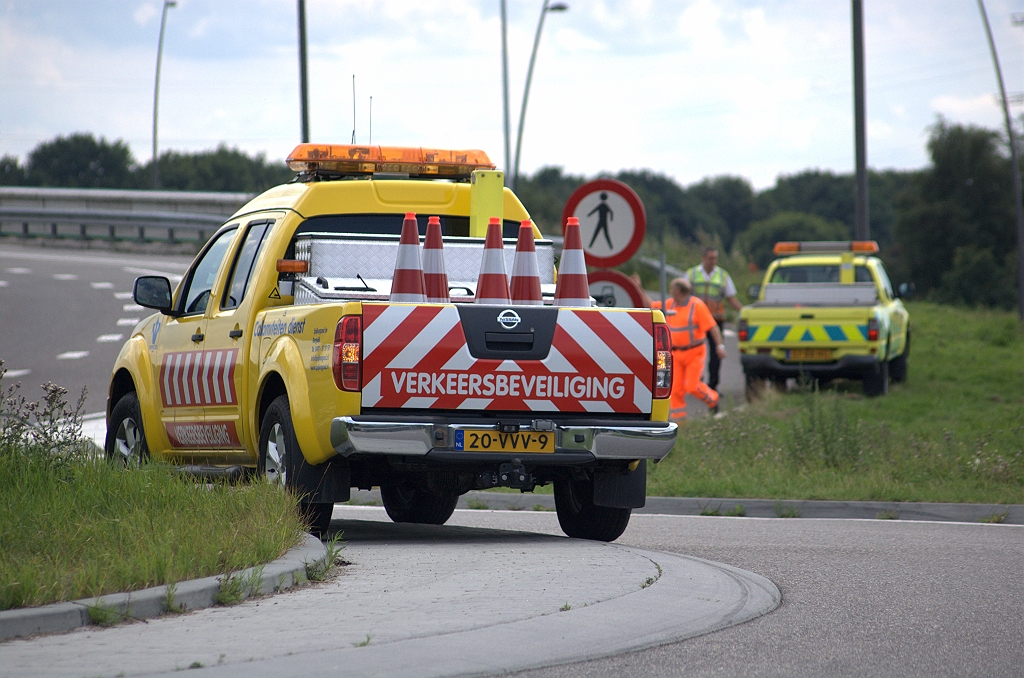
left=0, top=244, right=192, bottom=415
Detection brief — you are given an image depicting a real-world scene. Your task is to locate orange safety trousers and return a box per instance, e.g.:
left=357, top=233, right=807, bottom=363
left=669, top=343, right=719, bottom=421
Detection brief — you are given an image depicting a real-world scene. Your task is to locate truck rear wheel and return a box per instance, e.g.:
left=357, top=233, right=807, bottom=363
left=554, top=474, right=631, bottom=542
left=862, top=360, right=889, bottom=397
left=259, top=395, right=333, bottom=537
left=889, top=329, right=910, bottom=383
left=380, top=480, right=459, bottom=525
left=106, top=391, right=150, bottom=467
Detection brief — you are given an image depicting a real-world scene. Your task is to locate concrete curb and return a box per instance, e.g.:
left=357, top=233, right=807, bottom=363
left=431, top=490, right=1023, bottom=525
left=179, top=545, right=782, bottom=678
left=0, top=534, right=326, bottom=642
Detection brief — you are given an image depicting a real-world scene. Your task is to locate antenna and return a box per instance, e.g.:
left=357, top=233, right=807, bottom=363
left=351, top=74, right=356, bottom=144
left=369, top=96, right=372, bottom=145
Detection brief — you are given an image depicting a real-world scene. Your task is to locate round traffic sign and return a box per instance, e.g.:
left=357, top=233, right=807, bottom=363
left=588, top=269, right=647, bottom=309
left=561, top=179, right=646, bottom=268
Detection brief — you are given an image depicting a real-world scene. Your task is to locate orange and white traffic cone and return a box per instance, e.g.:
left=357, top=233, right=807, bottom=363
left=475, top=217, right=511, bottom=305
left=554, top=216, right=591, bottom=307
left=390, top=212, right=427, bottom=303
left=423, top=215, right=449, bottom=304
left=510, top=220, right=543, bottom=305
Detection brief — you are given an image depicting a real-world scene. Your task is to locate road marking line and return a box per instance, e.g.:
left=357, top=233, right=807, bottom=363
left=0, top=281, right=7, bottom=287
left=57, top=351, right=89, bottom=360
left=114, top=292, right=133, bottom=299
left=124, top=266, right=184, bottom=282
left=0, top=248, right=191, bottom=270
left=723, top=329, right=737, bottom=337
left=6, top=267, right=31, bottom=274
left=123, top=303, right=144, bottom=312
left=53, top=273, right=79, bottom=281
left=91, top=282, right=114, bottom=289
left=117, top=318, right=141, bottom=326
left=96, top=334, right=124, bottom=343
left=4, top=369, right=31, bottom=378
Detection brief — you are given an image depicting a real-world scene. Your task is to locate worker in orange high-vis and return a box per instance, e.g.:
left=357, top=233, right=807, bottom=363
left=633, top=275, right=726, bottom=421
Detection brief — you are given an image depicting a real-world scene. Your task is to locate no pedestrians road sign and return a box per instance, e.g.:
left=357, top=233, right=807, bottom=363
left=561, top=179, right=646, bottom=268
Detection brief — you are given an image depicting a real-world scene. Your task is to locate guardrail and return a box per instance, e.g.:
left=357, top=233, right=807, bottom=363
left=0, top=187, right=251, bottom=244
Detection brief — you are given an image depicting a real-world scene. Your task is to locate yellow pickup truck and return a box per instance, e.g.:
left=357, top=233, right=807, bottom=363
left=738, top=241, right=910, bottom=398
left=105, top=144, right=677, bottom=542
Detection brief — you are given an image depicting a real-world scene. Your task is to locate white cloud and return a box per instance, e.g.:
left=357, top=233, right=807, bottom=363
left=134, top=3, right=157, bottom=27
left=931, top=93, right=1002, bottom=127
left=555, top=28, right=606, bottom=53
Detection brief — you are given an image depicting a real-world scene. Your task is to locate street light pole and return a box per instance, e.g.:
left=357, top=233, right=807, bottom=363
left=298, top=0, right=310, bottom=143
left=511, top=0, right=567, bottom=192
left=500, top=0, right=511, bottom=186
left=151, top=0, right=176, bottom=190
left=852, top=0, right=869, bottom=240
left=977, top=0, right=1024, bottom=321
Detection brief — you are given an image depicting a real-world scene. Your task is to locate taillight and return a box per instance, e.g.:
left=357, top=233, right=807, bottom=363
left=333, top=315, right=362, bottom=391
left=654, top=323, right=672, bottom=400
left=737, top=318, right=749, bottom=342
left=867, top=317, right=879, bottom=342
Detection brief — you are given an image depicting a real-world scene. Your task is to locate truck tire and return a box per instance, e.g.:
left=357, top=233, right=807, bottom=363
left=862, top=360, right=889, bottom=397
left=259, top=395, right=333, bottom=537
left=380, top=480, right=459, bottom=525
left=554, top=474, right=631, bottom=542
left=106, top=391, right=150, bottom=467
left=889, top=329, right=910, bottom=384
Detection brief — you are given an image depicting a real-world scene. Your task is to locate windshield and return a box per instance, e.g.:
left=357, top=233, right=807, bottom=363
left=770, top=265, right=873, bottom=284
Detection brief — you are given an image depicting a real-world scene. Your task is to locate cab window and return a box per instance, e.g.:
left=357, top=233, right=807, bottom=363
left=770, top=265, right=873, bottom=283
left=179, top=226, right=238, bottom=315
left=222, top=221, right=273, bottom=310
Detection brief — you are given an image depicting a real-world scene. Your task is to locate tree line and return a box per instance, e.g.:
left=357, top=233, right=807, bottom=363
left=1, top=121, right=1019, bottom=309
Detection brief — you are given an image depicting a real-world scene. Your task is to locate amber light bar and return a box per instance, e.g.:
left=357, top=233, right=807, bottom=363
left=773, top=240, right=880, bottom=255
left=286, top=144, right=495, bottom=177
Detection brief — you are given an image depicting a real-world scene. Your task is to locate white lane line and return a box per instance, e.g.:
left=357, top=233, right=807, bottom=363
left=114, top=292, right=133, bottom=299
left=6, top=267, right=31, bottom=274
left=53, top=273, right=79, bottom=281
left=57, top=351, right=90, bottom=360
left=124, top=266, right=184, bottom=282
left=117, top=318, right=141, bottom=326
left=96, top=334, right=124, bottom=343
left=723, top=329, right=737, bottom=337
left=0, top=281, right=7, bottom=287
left=4, top=369, right=31, bottom=378
left=91, top=282, right=114, bottom=289
left=0, top=248, right=191, bottom=271
left=123, top=303, right=144, bottom=312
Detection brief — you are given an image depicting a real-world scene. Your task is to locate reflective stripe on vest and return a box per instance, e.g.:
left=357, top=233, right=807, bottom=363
left=689, top=266, right=727, bottom=320
left=666, top=298, right=702, bottom=349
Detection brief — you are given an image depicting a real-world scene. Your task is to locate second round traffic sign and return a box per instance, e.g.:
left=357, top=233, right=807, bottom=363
left=561, top=179, right=646, bottom=268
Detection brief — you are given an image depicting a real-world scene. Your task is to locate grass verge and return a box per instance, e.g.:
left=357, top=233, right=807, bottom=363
left=0, top=366, right=304, bottom=611
left=649, top=302, right=1023, bottom=504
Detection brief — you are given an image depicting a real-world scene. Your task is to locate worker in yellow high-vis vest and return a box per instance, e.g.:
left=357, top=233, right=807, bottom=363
left=686, top=248, right=742, bottom=391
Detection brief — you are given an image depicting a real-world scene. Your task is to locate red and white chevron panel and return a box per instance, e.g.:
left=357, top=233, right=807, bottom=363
left=361, top=304, right=653, bottom=413
left=159, top=349, right=238, bottom=408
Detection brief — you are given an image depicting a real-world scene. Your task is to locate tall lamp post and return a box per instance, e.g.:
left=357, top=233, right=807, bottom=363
left=151, top=0, right=176, bottom=190
left=298, top=0, right=310, bottom=143
left=510, top=0, right=568, bottom=192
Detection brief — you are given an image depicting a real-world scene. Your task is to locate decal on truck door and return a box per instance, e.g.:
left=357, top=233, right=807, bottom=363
left=165, top=421, right=241, bottom=448
left=360, top=305, right=654, bottom=413
left=159, top=349, right=239, bottom=407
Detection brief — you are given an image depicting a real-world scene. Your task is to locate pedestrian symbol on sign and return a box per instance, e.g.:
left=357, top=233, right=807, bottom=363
left=587, top=192, right=614, bottom=250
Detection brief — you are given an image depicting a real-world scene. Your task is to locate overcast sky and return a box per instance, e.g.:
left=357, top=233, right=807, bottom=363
left=4, top=0, right=1024, bottom=188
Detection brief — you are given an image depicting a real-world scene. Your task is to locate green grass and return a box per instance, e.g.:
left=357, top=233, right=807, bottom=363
left=648, top=302, right=1024, bottom=504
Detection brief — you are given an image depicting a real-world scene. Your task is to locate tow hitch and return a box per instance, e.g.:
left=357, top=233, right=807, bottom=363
left=475, top=458, right=535, bottom=491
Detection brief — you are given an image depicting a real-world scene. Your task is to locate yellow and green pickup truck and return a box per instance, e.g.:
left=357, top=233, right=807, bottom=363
left=738, top=241, right=910, bottom=397
left=106, top=144, right=677, bottom=542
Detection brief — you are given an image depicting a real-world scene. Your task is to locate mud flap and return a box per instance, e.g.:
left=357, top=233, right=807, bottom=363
left=592, top=460, right=646, bottom=509
left=294, top=455, right=351, bottom=504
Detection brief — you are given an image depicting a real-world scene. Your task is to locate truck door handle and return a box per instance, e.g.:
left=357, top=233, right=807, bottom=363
left=191, top=332, right=204, bottom=342
left=229, top=329, right=243, bottom=339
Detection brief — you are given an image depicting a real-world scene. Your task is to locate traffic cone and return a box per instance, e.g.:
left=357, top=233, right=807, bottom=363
left=390, top=212, right=427, bottom=303
left=510, top=220, right=543, bottom=305
left=423, top=216, right=449, bottom=303
left=554, top=216, right=591, bottom=307
left=474, top=217, right=511, bottom=305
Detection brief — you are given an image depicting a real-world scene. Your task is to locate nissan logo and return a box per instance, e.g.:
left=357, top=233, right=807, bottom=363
left=497, top=309, right=521, bottom=329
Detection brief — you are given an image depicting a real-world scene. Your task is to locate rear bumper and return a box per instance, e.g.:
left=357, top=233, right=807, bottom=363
left=329, top=417, right=677, bottom=463
left=741, top=353, right=879, bottom=380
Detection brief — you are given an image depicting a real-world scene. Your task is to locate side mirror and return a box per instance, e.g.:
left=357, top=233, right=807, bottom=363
left=896, top=282, right=915, bottom=299
left=747, top=283, right=762, bottom=301
left=134, top=276, right=174, bottom=314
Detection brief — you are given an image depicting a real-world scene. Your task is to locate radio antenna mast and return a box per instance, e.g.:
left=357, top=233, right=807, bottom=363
left=369, top=95, right=373, bottom=145
left=351, top=75, right=356, bottom=144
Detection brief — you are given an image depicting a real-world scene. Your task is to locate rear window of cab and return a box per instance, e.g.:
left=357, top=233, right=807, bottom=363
left=770, top=265, right=873, bottom=284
